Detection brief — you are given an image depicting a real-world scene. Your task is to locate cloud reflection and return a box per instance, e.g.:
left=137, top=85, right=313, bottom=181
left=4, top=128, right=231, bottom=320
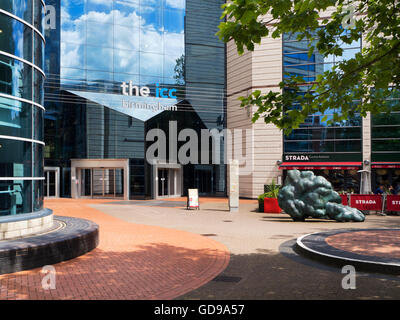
left=59, top=1, right=185, bottom=86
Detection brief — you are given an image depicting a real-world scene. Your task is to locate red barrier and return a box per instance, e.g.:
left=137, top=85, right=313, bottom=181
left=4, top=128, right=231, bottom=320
left=386, top=195, right=400, bottom=212
left=350, top=195, right=383, bottom=211
left=340, top=195, right=348, bottom=206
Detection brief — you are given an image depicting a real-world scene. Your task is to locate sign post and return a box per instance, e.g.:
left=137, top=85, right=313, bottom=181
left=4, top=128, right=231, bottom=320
left=228, top=159, right=239, bottom=213
left=187, top=189, right=199, bottom=210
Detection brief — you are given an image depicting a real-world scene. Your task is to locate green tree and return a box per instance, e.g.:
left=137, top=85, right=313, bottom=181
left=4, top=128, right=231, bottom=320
left=217, top=0, right=400, bottom=133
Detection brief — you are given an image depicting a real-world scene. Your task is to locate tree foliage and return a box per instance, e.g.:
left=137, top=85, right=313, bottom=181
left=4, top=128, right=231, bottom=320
left=217, top=0, right=400, bottom=133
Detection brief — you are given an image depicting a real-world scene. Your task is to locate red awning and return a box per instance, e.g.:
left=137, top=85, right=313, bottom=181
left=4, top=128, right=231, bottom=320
left=372, top=162, right=400, bottom=169
left=279, top=162, right=362, bottom=170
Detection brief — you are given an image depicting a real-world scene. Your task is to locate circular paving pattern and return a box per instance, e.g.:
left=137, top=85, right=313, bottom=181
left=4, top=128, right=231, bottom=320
left=0, top=216, right=99, bottom=275
left=296, top=229, right=400, bottom=274
left=326, top=230, right=400, bottom=259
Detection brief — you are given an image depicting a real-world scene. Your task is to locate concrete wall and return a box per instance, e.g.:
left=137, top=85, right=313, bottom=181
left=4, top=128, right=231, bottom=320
left=227, top=30, right=283, bottom=199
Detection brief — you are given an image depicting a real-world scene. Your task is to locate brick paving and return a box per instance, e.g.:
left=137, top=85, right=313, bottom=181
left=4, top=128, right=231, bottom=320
left=326, top=230, right=400, bottom=259
left=0, top=199, right=230, bottom=300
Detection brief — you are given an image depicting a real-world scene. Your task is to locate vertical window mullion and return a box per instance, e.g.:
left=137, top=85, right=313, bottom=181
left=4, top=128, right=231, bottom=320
left=31, top=0, right=35, bottom=212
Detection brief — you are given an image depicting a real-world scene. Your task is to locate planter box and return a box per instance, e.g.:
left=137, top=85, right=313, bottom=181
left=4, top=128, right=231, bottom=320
left=264, top=198, right=282, bottom=213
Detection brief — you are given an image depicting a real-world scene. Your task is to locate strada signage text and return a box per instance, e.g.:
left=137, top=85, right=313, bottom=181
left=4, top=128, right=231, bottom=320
left=283, top=153, right=362, bottom=163
left=285, top=155, right=310, bottom=161
left=350, top=195, right=383, bottom=211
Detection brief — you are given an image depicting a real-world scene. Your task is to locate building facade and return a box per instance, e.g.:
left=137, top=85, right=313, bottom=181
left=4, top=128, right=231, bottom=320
left=227, top=21, right=400, bottom=198
left=43, top=0, right=226, bottom=199
left=0, top=0, right=45, bottom=215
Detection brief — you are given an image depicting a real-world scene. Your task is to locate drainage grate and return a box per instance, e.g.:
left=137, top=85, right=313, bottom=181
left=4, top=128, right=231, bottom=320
left=201, top=234, right=218, bottom=237
left=212, top=275, right=242, bottom=283
left=223, top=220, right=233, bottom=223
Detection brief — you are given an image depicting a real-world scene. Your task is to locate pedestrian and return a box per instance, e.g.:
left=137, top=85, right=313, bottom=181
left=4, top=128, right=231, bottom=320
left=374, top=185, right=385, bottom=195
left=374, top=185, right=387, bottom=216
left=391, top=183, right=400, bottom=195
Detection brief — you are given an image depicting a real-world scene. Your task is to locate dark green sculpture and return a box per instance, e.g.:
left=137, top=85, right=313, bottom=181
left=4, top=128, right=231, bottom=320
left=278, top=170, right=365, bottom=222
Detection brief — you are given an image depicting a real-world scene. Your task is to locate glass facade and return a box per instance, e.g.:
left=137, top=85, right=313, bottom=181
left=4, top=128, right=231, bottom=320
left=371, top=91, right=400, bottom=190
left=282, top=31, right=362, bottom=192
left=282, top=31, right=363, bottom=158
left=44, top=0, right=226, bottom=198
left=0, top=0, right=45, bottom=215
left=371, top=91, right=400, bottom=161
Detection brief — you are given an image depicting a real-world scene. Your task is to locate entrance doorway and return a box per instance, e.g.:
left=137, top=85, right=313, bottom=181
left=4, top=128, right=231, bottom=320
left=71, top=159, right=129, bottom=200
left=44, top=167, right=60, bottom=198
left=195, top=166, right=214, bottom=195
left=78, top=168, right=124, bottom=199
left=154, top=166, right=182, bottom=199
left=158, top=169, right=169, bottom=197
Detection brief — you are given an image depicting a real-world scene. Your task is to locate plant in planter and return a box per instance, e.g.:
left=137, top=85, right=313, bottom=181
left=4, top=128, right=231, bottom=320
left=258, top=181, right=281, bottom=213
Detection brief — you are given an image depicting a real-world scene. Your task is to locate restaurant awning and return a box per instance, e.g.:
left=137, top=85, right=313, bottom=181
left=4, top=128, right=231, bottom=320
left=371, top=162, right=400, bottom=169
left=279, top=162, right=362, bottom=170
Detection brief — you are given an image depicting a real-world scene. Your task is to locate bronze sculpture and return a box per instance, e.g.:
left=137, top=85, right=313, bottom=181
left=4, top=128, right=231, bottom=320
left=278, top=170, right=365, bottom=222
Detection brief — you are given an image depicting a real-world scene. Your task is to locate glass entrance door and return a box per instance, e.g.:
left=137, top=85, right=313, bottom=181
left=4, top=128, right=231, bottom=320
left=195, top=166, right=214, bottom=195
left=158, top=169, right=169, bottom=197
left=79, top=168, right=124, bottom=199
left=44, top=169, right=58, bottom=198
left=80, top=168, right=92, bottom=197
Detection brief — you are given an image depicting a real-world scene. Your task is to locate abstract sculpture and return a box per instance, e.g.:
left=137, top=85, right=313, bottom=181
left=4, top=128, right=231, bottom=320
left=278, top=170, right=365, bottom=222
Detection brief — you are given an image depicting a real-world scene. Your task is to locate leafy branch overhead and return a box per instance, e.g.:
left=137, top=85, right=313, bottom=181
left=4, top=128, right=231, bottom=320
left=217, top=0, right=400, bottom=133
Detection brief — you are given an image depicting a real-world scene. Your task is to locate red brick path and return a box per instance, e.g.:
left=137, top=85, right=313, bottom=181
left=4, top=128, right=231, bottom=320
left=0, top=199, right=230, bottom=300
left=326, top=230, right=400, bottom=259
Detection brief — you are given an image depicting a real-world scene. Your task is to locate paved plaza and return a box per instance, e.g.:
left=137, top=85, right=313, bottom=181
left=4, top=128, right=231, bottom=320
left=1, top=198, right=400, bottom=299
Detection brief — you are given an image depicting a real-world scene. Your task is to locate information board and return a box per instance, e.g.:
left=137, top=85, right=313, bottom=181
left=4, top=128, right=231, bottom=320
left=187, top=189, right=199, bottom=210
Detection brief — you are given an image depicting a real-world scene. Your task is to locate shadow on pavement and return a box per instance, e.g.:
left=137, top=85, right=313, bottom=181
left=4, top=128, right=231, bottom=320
left=179, top=242, right=400, bottom=300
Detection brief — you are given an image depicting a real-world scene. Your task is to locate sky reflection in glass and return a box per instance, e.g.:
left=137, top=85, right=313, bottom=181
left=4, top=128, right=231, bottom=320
left=60, top=0, right=185, bottom=88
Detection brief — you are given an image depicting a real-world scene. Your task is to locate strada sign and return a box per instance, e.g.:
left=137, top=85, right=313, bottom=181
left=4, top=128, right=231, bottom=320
left=386, top=195, right=400, bottom=212
left=350, top=195, right=382, bottom=211
left=283, top=153, right=362, bottom=162
left=285, top=155, right=310, bottom=161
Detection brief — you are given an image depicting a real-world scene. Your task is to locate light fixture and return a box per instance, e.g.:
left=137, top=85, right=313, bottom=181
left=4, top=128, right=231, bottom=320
left=277, top=160, right=283, bottom=165
left=364, top=160, right=370, bottom=166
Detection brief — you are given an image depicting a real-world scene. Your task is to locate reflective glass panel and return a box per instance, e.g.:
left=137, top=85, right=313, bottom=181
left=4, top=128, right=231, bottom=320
left=0, top=96, right=32, bottom=138
left=1, top=0, right=33, bottom=25
left=0, top=16, right=33, bottom=63
left=0, top=180, right=33, bottom=216
left=0, top=139, right=32, bottom=177
left=0, top=55, right=33, bottom=102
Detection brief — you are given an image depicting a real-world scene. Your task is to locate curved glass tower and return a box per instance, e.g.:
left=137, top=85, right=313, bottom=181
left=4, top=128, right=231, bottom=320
left=0, top=0, right=45, bottom=215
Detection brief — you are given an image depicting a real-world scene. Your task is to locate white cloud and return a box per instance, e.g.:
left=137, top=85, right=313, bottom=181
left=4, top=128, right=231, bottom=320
left=59, top=6, right=184, bottom=82
left=165, top=0, right=185, bottom=10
